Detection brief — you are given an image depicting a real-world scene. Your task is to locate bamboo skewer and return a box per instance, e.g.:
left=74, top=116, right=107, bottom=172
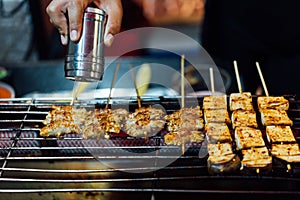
left=181, top=55, right=185, bottom=155
left=233, top=60, right=243, bottom=93
left=256, top=62, right=269, bottom=96
left=105, top=60, right=120, bottom=109
left=209, top=67, right=215, bottom=95
left=130, top=64, right=149, bottom=141
left=130, top=64, right=142, bottom=108
left=181, top=55, right=185, bottom=109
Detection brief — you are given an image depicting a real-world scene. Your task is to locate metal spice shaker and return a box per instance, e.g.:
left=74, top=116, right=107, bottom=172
left=65, top=7, right=106, bottom=82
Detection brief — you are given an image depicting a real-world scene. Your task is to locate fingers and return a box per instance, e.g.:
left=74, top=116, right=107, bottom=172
left=46, top=0, right=69, bottom=45
left=67, top=1, right=86, bottom=42
left=46, top=0, right=91, bottom=45
left=96, top=0, right=123, bottom=46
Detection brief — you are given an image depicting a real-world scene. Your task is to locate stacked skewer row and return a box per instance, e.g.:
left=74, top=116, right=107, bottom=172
left=39, top=59, right=300, bottom=175
left=204, top=68, right=240, bottom=174
left=255, top=62, right=300, bottom=168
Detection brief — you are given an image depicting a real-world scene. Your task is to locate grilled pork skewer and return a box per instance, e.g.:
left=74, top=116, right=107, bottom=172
left=124, top=106, right=165, bottom=138
left=164, top=130, right=204, bottom=145
left=164, top=58, right=205, bottom=146
left=165, top=107, right=204, bottom=132
left=40, top=106, right=90, bottom=137
left=82, top=108, right=128, bottom=139
left=164, top=107, right=205, bottom=145
left=40, top=105, right=128, bottom=139
left=125, top=65, right=166, bottom=138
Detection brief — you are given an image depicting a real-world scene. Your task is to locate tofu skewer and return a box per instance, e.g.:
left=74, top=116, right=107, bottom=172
left=233, top=60, right=243, bottom=94
left=256, top=62, right=269, bottom=97
left=231, top=61, right=271, bottom=173
left=230, top=61, right=254, bottom=111
left=255, top=62, right=300, bottom=169
left=204, top=67, right=240, bottom=174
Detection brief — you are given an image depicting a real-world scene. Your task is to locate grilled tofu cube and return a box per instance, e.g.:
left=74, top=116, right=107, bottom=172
left=204, top=109, right=231, bottom=124
left=260, top=109, right=293, bottom=126
left=271, top=143, right=300, bottom=156
left=266, top=126, right=296, bottom=143
left=229, top=92, right=254, bottom=111
left=257, top=96, right=289, bottom=111
left=205, top=123, right=232, bottom=143
left=241, top=146, right=272, bottom=168
left=207, top=143, right=233, bottom=156
left=203, top=95, right=227, bottom=110
left=271, top=143, right=300, bottom=163
left=231, top=110, right=258, bottom=129
left=207, top=143, right=241, bottom=174
left=235, top=127, right=265, bottom=150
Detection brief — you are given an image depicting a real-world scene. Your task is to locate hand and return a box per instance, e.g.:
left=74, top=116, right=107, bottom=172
left=134, top=0, right=204, bottom=24
left=46, top=0, right=123, bottom=46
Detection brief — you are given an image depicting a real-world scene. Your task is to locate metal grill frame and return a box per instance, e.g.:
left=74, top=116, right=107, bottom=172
left=1, top=96, right=300, bottom=198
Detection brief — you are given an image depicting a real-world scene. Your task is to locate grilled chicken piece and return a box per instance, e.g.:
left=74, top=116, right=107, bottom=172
left=260, top=109, right=293, bottom=126
left=266, top=125, right=296, bottom=143
left=234, top=127, right=265, bottom=150
left=231, top=110, right=258, bottom=129
left=165, top=107, right=204, bottom=132
left=257, top=96, right=289, bottom=111
left=204, top=109, right=231, bottom=124
left=124, top=106, right=165, bottom=137
left=164, top=107, right=204, bottom=145
left=40, top=106, right=128, bottom=139
left=40, top=106, right=90, bottom=137
left=203, top=95, right=227, bottom=110
left=205, top=123, right=232, bottom=143
left=82, top=108, right=128, bottom=139
left=229, top=92, right=254, bottom=111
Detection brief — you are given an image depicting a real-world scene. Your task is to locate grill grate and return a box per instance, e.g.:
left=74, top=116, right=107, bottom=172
left=1, top=96, right=300, bottom=199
